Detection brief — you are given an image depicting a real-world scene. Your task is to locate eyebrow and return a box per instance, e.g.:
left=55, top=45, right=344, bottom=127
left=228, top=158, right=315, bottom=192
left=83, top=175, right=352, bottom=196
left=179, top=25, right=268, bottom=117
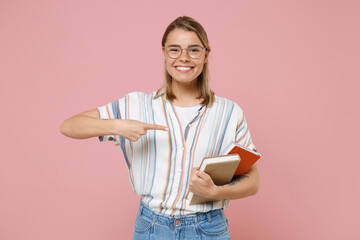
left=166, top=44, right=204, bottom=48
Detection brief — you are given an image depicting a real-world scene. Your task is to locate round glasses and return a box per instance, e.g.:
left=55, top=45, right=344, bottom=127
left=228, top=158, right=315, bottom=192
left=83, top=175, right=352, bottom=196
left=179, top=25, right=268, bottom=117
left=164, top=45, right=206, bottom=59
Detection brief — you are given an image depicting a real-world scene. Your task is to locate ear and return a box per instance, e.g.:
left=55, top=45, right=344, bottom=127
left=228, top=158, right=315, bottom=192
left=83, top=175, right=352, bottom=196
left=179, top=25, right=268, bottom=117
left=204, top=51, right=209, bottom=63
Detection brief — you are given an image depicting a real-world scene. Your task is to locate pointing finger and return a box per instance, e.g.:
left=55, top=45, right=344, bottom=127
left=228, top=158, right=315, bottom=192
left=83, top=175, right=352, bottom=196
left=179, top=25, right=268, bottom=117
left=145, top=123, right=168, bottom=131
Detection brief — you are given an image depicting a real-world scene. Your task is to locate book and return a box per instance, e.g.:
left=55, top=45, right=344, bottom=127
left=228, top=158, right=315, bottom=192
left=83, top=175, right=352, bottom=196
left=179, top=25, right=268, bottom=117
left=187, top=142, right=261, bottom=205
left=221, top=142, right=261, bottom=177
left=187, top=154, right=240, bottom=205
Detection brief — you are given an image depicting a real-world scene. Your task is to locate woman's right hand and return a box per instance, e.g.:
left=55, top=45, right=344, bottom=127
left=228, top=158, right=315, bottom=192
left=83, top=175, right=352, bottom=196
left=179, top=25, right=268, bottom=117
left=60, top=108, right=168, bottom=141
left=113, top=119, right=168, bottom=142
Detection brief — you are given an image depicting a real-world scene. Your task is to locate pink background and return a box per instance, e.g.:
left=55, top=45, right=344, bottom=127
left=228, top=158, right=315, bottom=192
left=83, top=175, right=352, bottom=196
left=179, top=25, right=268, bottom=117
left=1, top=0, right=359, bottom=239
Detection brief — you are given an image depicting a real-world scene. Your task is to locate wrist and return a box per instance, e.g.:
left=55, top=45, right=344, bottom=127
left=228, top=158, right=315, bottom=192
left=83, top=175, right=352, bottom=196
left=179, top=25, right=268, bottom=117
left=108, top=119, right=122, bottom=136
left=211, top=185, right=222, bottom=200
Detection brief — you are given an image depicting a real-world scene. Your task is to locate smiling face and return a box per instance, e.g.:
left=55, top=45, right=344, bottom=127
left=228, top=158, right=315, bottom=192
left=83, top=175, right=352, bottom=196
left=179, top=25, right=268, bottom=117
left=162, top=28, right=208, bottom=86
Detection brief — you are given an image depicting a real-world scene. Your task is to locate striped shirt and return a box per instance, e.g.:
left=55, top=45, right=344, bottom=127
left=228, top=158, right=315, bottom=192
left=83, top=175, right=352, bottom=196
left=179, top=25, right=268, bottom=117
left=98, top=91, right=256, bottom=216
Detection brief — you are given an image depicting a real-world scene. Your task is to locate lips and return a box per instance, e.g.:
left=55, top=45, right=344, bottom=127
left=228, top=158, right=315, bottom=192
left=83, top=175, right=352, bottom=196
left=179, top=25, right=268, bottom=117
left=175, top=66, right=194, bottom=73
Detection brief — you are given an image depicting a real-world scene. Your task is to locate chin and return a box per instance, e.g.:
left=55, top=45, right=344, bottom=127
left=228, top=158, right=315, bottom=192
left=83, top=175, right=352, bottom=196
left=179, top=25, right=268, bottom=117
left=172, top=77, right=197, bottom=84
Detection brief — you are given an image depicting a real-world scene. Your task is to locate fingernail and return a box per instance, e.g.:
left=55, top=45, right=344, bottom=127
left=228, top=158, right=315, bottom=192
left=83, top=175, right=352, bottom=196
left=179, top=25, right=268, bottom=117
left=165, top=127, right=169, bottom=131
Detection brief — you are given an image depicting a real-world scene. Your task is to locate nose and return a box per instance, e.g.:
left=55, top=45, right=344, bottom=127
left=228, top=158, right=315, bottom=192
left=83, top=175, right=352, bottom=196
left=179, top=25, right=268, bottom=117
left=179, top=48, right=190, bottom=62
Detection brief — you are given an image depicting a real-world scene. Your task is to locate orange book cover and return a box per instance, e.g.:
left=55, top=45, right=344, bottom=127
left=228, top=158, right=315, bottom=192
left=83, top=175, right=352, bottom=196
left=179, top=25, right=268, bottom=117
left=223, top=142, right=261, bottom=176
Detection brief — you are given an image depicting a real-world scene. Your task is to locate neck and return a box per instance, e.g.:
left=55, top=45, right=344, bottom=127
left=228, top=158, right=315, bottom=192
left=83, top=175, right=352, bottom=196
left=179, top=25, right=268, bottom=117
left=171, top=79, right=202, bottom=107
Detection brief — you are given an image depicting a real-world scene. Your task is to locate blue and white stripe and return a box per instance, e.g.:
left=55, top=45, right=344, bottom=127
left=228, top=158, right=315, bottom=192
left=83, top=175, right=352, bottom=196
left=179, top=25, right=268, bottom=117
left=97, top=91, right=256, bottom=216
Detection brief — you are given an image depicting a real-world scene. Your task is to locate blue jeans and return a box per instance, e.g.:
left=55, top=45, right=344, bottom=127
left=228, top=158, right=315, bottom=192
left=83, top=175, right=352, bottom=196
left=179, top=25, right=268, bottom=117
left=133, top=200, right=231, bottom=240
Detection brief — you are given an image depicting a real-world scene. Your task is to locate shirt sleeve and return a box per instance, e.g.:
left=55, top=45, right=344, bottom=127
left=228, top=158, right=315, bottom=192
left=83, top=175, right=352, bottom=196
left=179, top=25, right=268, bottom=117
left=97, top=99, right=121, bottom=144
left=235, top=104, right=257, bottom=152
left=97, top=96, right=135, bottom=171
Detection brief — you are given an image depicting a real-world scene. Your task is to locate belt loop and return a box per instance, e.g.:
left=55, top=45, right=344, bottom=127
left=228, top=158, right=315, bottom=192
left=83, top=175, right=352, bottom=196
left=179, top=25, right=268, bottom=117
left=138, top=201, right=144, bottom=217
left=207, top=212, right=212, bottom=223
left=194, top=214, right=200, bottom=235
left=150, top=215, right=156, bottom=234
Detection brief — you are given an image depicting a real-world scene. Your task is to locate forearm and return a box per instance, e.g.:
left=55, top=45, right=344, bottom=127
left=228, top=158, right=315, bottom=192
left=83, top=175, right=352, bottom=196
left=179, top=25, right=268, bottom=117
left=61, top=108, right=168, bottom=141
left=213, top=165, right=260, bottom=200
left=60, top=115, right=118, bottom=139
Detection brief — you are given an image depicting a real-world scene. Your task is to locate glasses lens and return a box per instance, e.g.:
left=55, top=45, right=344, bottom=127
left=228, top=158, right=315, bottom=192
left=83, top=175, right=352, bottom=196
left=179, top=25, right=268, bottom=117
left=166, top=46, right=181, bottom=58
left=188, top=46, right=203, bottom=58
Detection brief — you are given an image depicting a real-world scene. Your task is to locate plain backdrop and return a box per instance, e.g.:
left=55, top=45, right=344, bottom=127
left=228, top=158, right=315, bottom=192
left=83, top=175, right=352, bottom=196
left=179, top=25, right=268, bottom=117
left=1, top=0, right=359, bottom=239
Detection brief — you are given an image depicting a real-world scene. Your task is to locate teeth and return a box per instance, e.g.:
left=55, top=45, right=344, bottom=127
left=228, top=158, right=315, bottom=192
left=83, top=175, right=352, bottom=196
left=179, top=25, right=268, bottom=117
left=176, top=66, right=191, bottom=71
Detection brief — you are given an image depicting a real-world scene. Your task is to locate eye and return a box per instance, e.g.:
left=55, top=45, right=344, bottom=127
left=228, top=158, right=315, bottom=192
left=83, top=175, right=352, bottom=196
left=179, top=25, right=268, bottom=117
left=168, top=47, right=180, bottom=52
left=189, top=47, right=201, bottom=52
left=189, top=48, right=201, bottom=53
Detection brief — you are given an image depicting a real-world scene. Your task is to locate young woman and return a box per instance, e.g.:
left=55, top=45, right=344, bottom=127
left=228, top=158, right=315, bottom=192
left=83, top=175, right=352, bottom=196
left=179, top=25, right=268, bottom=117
left=61, top=16, right=259, bottom=240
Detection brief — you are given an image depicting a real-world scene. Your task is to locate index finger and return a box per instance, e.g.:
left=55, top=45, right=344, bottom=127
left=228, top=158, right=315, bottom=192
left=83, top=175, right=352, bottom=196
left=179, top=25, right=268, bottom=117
left=145, top=123, right=168, bottom=131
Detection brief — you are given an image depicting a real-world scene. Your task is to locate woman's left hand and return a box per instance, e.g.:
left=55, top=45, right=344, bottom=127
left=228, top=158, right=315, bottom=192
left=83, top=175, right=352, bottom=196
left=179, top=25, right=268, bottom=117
left=188, top=167, right=219, bottom=200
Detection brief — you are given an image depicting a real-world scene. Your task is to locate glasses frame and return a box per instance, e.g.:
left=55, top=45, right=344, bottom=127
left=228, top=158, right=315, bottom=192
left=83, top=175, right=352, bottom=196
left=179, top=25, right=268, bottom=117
left=164, top=45, right=207, bottom=59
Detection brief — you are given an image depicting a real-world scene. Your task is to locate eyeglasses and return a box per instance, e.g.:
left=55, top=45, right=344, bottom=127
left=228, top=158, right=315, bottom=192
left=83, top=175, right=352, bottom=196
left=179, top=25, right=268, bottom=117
left=164, top=45, right=206, bottom=59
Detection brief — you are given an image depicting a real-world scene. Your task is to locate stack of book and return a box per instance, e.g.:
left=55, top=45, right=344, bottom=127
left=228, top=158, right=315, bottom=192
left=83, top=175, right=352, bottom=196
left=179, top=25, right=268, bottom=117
left=187, top=142, right=261, bottom=205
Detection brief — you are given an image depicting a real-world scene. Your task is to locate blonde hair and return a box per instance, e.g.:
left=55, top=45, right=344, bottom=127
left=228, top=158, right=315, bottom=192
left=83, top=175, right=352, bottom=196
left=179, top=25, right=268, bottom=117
left=157, top=16, right=214, bottom=106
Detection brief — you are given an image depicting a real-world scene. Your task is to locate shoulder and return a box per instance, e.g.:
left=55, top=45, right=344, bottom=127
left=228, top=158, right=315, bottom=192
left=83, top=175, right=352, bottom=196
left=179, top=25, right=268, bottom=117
left=110, top=92, right=157, bottom=109
left=119, top=91, right=161, bottom=111
left=119, top=91, right=158, bottom=102
left=125, top=91, right=155, bottom=98
left=212, top=95, right=244, bottom=114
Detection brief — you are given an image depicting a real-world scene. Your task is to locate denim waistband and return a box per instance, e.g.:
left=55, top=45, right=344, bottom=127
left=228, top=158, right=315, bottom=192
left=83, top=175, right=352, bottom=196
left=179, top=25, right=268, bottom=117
left=138, top=200, right=224, bottom=227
